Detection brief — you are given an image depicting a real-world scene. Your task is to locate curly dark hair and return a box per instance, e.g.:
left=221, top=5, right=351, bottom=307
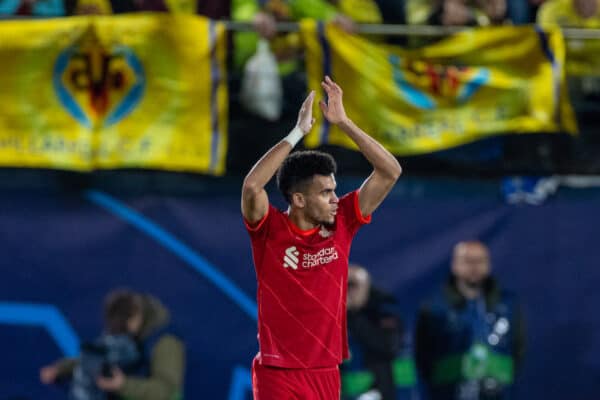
left=104, top=289, right=143, bottom=334
left=276, top=150, right=337, bottom=204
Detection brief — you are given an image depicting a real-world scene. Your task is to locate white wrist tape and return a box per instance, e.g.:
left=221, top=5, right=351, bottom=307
left=283, top=126, right=304, bottom=148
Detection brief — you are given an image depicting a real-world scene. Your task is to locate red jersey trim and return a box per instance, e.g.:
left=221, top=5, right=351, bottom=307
left=243, top=207, right=269, bottom=232
left=285, top=216, right=321, bottom=237
left=353, top=190, right=372, bottom=225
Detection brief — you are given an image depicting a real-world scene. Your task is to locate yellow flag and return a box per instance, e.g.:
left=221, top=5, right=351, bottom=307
left=300, top=21, right=577, bottom=155
left=0, top=14, right=228, bottom=174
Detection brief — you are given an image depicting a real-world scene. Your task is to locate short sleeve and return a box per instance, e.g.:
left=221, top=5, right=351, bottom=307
left=337, top=190, right=371, bottom=236
left=243, top=204, right=275, bottom=239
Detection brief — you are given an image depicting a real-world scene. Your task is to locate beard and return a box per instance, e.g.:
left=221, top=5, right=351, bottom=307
left=310, top=210, right=335, bottom=227
left=322, top=218, right=335, bottom=228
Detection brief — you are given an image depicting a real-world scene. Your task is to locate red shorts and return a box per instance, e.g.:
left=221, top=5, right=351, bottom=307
left=252, top=357, right=340, bottom=400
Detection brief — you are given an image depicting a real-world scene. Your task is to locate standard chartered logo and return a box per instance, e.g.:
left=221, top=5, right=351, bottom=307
left=283, top=246, right=300, bottom=270
left=283, top=246, right=339, bottom=270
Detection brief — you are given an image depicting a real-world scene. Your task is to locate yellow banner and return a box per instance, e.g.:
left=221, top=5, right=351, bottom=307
left=0, top=14, right=228, bottom=174
left=300, top=22, right=577, bottom=155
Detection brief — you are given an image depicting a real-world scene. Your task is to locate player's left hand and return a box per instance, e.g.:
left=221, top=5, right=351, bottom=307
left=96, top=367, right=126, bottom=392
left=319, top=76, right=349, bottom=126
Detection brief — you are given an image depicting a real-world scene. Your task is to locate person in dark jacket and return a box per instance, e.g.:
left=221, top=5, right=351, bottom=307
left=345, top=264, right=403, bottom=400
left=415, top=241, right=526, bottom=400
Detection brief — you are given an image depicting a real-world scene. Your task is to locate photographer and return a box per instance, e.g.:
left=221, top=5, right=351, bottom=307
left=40, top=289, right=185, bottom=400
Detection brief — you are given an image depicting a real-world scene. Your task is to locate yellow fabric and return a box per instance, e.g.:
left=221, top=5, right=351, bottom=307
left=406, top=0, right=491, bottom=25
left=300, top=21, right=577, bottom=155
left=0, top=14, right=228, bottom=175
left=537, top=0, right=600, bottom=76
left=338, top=0, right=382, bottom=23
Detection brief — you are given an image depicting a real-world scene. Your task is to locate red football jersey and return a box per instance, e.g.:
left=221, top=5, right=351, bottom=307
left=244, top=190, right=371, bottom=368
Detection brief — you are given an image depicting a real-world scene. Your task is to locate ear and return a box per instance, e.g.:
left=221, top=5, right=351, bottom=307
left=291, top=192, right=305, bottom=209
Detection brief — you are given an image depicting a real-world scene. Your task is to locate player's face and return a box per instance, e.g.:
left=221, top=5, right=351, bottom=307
left=452, top=244, right=490, bottom=287
left=303, top=174, right=339, bottom=226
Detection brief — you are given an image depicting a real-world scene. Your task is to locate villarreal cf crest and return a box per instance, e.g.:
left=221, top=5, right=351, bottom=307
left=53, top=25, right=145, bottom=129
left=389, top=54, right=490, bottom=110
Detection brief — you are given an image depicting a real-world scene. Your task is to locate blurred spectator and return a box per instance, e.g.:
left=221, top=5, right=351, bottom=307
left=193, top=0, right=230, bottom=19
left=372, top=0, right=406, bottom=24
left=232, top=1, right=290, bottom=72
left=331, top=0, right=402, bottom=44
left=232, top=0, right=363, bottom=70
left=538, top=0, right=600, bottom=102
left=407, top=0, right=507, bottom=26
left=108, top=0, right=167, bottom=12
left=344, top=265, right=403, bottom=400
left=0, top=0, right=65, bottom=17
left=479, top=0, right=508, bottom=23
left=154, top=0, right=230, bottom=18
left=40, top=289, right=185, bottom=400
left=415, top=241, right=525, bottom=400
left=66, top=0, right=111, bottom=15
left=505, top=0, right=528, bottom=23
left=505, top=0, right=548, bottom=24
left=367, top=0, right=407, bottom=44
left=231, top=0, right=364, bottom=141
left=66, top=0, right=230, bottom=18
left=537, top=0, right=600, bottom=27
left=65, top=0, right=167, bottom=15
left=405, top=0, right=507, bottom=46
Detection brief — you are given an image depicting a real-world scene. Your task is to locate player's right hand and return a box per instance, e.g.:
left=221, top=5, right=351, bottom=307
left=296, top=91, right=316, bottom=134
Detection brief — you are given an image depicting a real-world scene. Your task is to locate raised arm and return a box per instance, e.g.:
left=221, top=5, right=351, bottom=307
left=241, top=91, right=316, bottom=223
left=319, top=76, right=401, bottom=216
